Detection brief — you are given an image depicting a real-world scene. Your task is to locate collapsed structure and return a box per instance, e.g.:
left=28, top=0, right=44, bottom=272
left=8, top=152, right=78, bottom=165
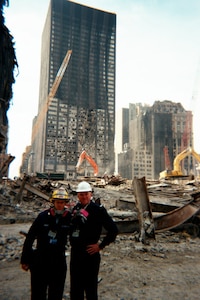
left=0, top=0, right=17, bottom=178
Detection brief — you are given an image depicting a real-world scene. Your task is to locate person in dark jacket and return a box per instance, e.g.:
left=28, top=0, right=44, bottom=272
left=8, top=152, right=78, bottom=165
left=70, top=181, right=118, bottom=300
left=20, top=187, right=71, bottom=300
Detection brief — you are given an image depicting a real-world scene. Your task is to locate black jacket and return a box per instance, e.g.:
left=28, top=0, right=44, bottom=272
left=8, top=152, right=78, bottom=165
left=21, top=208, right=71, bottom=265
left=70, top=201, right=118, bottom=251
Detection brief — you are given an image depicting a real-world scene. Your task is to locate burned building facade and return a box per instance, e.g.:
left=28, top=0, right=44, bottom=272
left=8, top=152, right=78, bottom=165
left=30, top=0, right=116, bottom=178
left=0, top=0, right=17, bottom=178
left=118, top=100, right=193, bottom=180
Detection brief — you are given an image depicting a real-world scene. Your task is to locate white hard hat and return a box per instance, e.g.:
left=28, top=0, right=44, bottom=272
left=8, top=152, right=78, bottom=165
left=76, top=181, right=92, bottom=192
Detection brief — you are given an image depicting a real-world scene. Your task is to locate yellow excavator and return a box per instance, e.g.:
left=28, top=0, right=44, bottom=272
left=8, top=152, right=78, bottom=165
left=159, top=147, right=200, bottom=180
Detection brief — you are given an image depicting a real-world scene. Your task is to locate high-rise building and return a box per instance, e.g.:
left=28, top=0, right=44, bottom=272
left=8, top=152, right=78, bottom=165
left=31, top=0, right=116, bottom=178
left=118, top=100, right=194, bottom=180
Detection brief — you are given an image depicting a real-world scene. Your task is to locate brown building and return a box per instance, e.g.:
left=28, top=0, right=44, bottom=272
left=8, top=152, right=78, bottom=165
left=118, top=100, right=193, bottom=180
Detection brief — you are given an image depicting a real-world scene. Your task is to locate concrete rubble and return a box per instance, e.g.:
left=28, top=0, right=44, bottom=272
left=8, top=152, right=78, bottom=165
left=1, top=174, right=200, bottom=263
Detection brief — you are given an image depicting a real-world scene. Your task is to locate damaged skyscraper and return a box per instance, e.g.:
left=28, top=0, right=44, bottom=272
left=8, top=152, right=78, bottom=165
left=118, top=100, right=193, bottom=180
left=31, top=0, right=116, bottom=178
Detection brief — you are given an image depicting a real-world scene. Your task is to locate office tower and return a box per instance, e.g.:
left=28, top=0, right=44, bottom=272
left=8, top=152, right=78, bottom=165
left=118, top=100, right=193, bottom=180
left=31, top=0, right=116, bottom=178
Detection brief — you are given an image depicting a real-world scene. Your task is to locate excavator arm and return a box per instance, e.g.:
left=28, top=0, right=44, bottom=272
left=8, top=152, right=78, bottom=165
left=173, top=147, right=200, bottom=172
left=76, top=150, right=98, bottom=176
left=160, top=147, right=200, bottom=179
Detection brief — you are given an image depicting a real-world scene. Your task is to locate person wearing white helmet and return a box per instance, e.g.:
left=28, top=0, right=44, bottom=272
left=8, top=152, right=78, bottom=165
left=20, top=187, right=71, bottom=300
left=70, top=181, right=118, bottom=300
left=76, top=180, right=92, bottom=192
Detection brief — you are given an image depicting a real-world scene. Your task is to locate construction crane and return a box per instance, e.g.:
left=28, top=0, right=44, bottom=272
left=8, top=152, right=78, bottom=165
left=31, top=50, right=72, bottom=142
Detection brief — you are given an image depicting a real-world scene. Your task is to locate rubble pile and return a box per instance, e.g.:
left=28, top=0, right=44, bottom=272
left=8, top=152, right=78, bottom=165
left=1, top=175, right=200, bottom=263
left=0, top=229, right=26, bottom=262
left=0, top=174, right=129, bottom=225
left=0, top=175, right=127, bottom=262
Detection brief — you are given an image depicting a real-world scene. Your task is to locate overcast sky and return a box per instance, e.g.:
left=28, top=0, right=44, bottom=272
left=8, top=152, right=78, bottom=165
left=4, top=0, right=200, bottom=178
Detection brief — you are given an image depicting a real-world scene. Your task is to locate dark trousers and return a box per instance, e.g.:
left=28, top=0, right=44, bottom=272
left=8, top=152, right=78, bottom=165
left=30, top=257, right=67, bottom=300
left=70, top=249, right=101, bottom=300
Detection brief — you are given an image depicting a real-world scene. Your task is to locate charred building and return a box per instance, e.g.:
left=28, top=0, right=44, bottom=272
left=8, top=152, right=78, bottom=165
left=30, top=0, right=116, bottom=178
left=0, top=1, right=17, bottom=178
left=118, top=100, right=193, bottom=180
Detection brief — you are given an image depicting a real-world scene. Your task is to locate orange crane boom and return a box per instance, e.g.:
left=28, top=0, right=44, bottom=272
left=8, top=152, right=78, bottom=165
left=76, top=150, right=98, bottom=176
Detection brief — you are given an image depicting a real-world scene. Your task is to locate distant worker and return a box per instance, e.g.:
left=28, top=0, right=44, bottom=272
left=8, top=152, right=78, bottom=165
left=70, top=181, right=118, bottom=300
left=20, top=187, right=71, bottom=300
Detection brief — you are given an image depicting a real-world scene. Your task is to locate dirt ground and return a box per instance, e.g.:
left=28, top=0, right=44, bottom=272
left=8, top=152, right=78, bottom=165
left=1, top=223, right=200, bottom=300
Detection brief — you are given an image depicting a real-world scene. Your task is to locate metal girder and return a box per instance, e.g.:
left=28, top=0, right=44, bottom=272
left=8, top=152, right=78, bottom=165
left=15, top=175, right=49, bottom=203
left=111, top=203, right=200, bottom=235
left=154, top=202, right=200, bottom=232
left=132, top=177, right=155, bottom=242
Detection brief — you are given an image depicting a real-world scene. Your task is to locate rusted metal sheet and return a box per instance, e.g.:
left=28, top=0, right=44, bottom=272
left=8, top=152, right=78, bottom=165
left=111, top=202, right=200, bottom=234
left=132, top=177, right=155, bottom=242
left=154, top=203, right=200, bottom=232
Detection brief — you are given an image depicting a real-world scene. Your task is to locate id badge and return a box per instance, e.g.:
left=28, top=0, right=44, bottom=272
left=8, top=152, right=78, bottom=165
left=48, top=230, right=57, bottom=239
left=72, top=229, right=80, bottom=237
